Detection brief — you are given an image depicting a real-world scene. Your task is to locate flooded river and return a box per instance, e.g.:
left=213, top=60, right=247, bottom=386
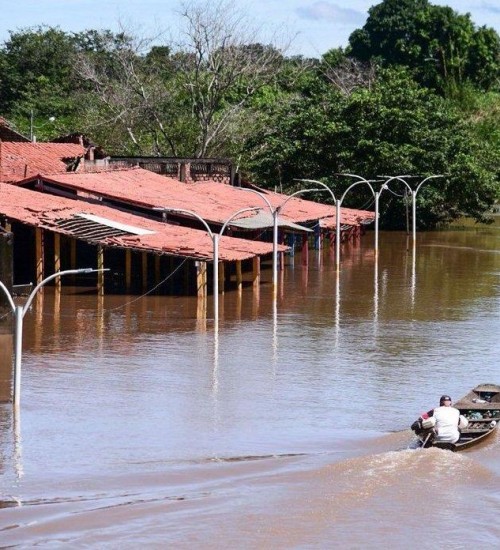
left=1, top=228, right=499, bottom=548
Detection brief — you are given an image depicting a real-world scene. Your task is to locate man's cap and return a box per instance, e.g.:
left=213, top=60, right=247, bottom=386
left=440, top=395, right=452, bottom=403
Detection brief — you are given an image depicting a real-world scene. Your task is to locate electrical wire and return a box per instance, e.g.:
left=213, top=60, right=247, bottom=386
left=16, top=257, right=190, bottom=319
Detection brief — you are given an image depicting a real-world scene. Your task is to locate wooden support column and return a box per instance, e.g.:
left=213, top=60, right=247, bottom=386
left=236, top=260, right=243, bottom=294
left=301, top=263, right=309, bottom=289
left=96, top=294, right=105, bottom=350
left=35, top=227, right=44, bottom=285
left=53, top=288, right=61, bottom=344
left=301, top=233, right=309, bottom=266
left=34, top=294, right=44, bottom=352
left=54, top=233, right=61, bottom=292
left=142, top=252, right=148, bottom=292
left=280, top=233, right=286, bottom=271
left=4, top=221, right=11, bottom=232
left=97, top=245, right=105, bottom=296
left=252, top=260, right=260, bottom=317
left=279, top=251, right=285, bottom=272
left=252, top=256, right=261, bottom=290
left=125, top=249, right=132, bottom=293
left=196, top=263, right=207, bottom=329
left=196, top=261, right=203, bottom=298
left=196, top=261, right=207, bottom=299
left=329, top=230, right=335, bottom=250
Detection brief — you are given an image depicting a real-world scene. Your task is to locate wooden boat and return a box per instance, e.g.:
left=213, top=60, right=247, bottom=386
left=412, top=384, right=500, bottom=451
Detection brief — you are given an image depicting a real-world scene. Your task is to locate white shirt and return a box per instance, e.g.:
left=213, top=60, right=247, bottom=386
left=433, top=406, right=460, bottom=443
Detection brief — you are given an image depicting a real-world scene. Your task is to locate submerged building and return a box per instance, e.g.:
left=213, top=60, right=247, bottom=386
left=0, top=138, right=374, bottom=297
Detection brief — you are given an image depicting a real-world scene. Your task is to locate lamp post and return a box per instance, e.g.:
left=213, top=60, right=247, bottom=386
left=30, top=110, right=56, bottom=142
left=0, top=268, right=107, bottom=407
left=333, top=174, right=387, bottom=266
left=234, top=189, right=276, bottom=294
left=378, top=175, right=443, bottom=245
left=156, top=206, right=261, bottom=325
left=236, top=187, right=323, bottom=296
left=294, top=177, right=338, bottom=260
left=299, top=176, right=385, bottom=267
left=411, top=175, right=443, bottom=245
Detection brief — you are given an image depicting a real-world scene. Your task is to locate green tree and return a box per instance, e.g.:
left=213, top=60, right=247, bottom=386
left=245, top=67, right=499, bottom=227
left=0, top=26, right=80, bottom=137
left=348, top=0, right=500, bottom=94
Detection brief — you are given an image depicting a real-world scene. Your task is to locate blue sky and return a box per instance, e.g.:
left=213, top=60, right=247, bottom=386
left=1, top=1, right=499, bottom=57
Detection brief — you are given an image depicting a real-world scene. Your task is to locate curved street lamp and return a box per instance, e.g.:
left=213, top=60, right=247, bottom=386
left=156, top=206, right=261, bottom=325
left=30, top=110, right=56, bottom=142
left=334, top=174, right=390, bottom=259
left=0, top=268, right=107, bottom=407
left=298, top=176, right=385, bottom=267
left=236, top=187, right=323, bottom=296
left=379, top=174, right=443, bottom=245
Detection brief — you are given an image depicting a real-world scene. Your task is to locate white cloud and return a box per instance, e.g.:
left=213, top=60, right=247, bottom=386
left=296, top=1, right=365, bottom=25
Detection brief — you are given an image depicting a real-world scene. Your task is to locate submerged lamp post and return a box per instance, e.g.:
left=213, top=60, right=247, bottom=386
left=378, top=175, right=443, bottom=246
left=235, top=187, right=323, bottom=297
left=334, top=174, right=389, bottom=262
left=156, top=206, right=261, bottom=325
left=294, top=178, right=337, bottom=246
left=298, top=176, right=385, bottom=267
left=0, top=268, right=106, bottom=407
left=234, top=188, right=277, bottom=293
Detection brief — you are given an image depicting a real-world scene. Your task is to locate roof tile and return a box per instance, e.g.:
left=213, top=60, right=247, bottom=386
left=0, top=142, right=86, bottom=182
left=0, top=182, right=282, bottom=262
left=17, top=167, right=374, bottom=227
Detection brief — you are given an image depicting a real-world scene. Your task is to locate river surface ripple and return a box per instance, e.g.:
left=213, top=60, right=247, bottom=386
left=1, top=229, right=499, bottom=548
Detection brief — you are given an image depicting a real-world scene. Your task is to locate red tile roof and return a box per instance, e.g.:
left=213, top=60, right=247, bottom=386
left=0, top=182, right=283, bottom=262
left=0, top=142, right=86, bottom=182
left=240, top=185, right=374, bottom=228
left=0, top=118, right=30, bottom=142
left=16, top=167, right=374, bottom=228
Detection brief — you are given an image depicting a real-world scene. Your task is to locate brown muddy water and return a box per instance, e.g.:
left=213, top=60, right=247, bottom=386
left=1, top=229, right=499, bottom=548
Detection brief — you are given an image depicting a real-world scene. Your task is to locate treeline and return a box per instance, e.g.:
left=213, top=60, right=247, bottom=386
left=0, top=0, right=499, bottom=228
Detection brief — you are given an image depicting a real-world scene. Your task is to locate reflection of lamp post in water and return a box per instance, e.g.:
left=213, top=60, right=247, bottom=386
left=155, top=206, right=261, bottom=326
left=0, top=268, right=107, bottom=407
left=377, top=175, right=443, bottom=309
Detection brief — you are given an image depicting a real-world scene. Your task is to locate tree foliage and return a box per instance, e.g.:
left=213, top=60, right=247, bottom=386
left=0, top=26, right=81, bottom=138
left=348, top=0, right=500, bottom=94
left=244, top=66, right=498, bottom=227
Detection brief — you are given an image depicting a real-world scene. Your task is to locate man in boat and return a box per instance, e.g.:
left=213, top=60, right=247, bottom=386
left=412, top=395, right=468, bottom=444
left=430, top=396, right=463, bottom=443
